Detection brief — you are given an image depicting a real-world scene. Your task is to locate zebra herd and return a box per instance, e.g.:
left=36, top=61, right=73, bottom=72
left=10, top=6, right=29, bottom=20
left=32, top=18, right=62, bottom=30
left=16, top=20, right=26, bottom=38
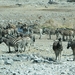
left=0, top=23, right=35, bottom=53
left=53, top=37, right=75, bottom=61
left=42, top=27, right=75, bottom=41
left=0, top=22, right=75, bottom=61
left=41, top=27, right=75, bottom=61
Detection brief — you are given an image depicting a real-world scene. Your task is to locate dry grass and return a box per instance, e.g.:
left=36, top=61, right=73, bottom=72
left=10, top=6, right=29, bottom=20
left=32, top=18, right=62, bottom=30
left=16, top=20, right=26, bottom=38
left=41, top=19, right=63, bottom=29
left=0, top=4, right=75, bottom=29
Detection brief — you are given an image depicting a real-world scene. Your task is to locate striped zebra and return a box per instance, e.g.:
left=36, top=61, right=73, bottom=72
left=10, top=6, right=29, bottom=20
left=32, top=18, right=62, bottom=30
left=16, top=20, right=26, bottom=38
left=0, top=36, right=21, bottom=53
left=0, top=35, right=33, bottom=53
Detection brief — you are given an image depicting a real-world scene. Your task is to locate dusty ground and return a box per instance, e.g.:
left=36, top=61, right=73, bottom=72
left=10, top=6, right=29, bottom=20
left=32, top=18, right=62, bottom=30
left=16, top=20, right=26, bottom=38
left=0, top=1, right=75, bottom=75
left=0, top=34, right=74, bottom=75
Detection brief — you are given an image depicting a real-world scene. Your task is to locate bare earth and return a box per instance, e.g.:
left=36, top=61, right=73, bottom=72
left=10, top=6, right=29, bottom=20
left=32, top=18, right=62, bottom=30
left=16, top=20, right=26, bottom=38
left=0, top=1, right=75, bottom=75
left=0, top=34, right=74, bottom=75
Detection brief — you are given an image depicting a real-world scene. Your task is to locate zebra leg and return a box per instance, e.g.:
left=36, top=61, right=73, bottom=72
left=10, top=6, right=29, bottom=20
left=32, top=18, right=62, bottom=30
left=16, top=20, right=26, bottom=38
left=58, top=52, right=61, bottom=61
left=23, top=45, right=26, bottom=52
left=56, top=33, right=59, bottom=40
left=8, top=46, right=11, bottom=53
left=14, top=46, right=18, bottom=52
left=73, top=55, right=75, bottom=61
left=39, top=34, right=41, bottom=39
left=73, top=50, right=75, bottom=61
left=55, top=54, right=57, bottom=61
left=55, top=51, right=57, bottom=61
left=49, top=33, right=51, bottom=39
left=66, top=36, right=68, bottom=41
left=62, top=35, right=65, bottom=41
left=69, top=35, right=71, bottom=40
left=55, top=50, right=60, bottom=61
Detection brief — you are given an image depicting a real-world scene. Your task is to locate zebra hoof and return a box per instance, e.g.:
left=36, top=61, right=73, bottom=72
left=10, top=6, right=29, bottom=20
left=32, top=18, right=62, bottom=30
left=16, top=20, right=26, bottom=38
left=15, top=50, right=18, bottom=52
left=8, top=51, right=11, bottom=53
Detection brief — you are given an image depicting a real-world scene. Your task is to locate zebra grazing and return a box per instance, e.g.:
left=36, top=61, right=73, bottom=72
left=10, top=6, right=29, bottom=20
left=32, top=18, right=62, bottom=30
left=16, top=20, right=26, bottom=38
left=0, top=35, right=33, bottom=53
left=0, top=36, right=23, bottom=53
left=57, top=28, right=75, bottom=41
left=67, top=39, right=75, bottom=61
left=53, top=38, right=63, bottom=61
